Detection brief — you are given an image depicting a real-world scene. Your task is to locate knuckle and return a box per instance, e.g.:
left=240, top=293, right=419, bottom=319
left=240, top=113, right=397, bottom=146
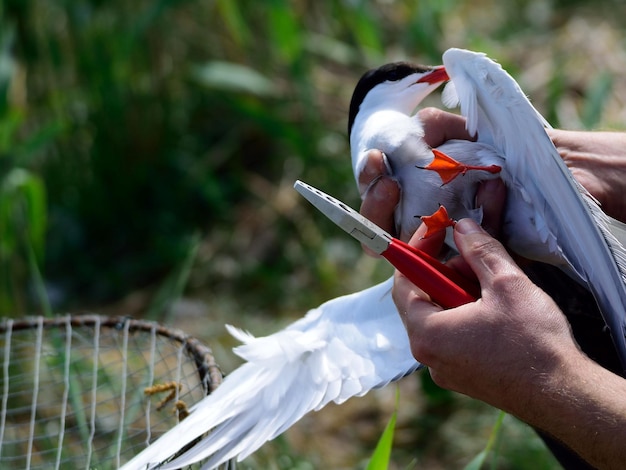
left=407, top=314, right=445, bottom=366
left=417, top=106, right=442, bottom=122
left=427, top=369, right=451, bottom=390
left=489, top=269, right=524, bottom=293
left=410, top=337, right=437, bottom=366
left=466, top=236, right=502, bottom=262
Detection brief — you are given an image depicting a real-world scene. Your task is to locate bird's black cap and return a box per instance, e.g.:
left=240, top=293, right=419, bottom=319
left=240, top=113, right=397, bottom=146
left=347, top=62, right=436, bottom=137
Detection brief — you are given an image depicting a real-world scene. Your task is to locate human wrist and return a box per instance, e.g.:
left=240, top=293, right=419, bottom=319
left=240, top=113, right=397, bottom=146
left=548, top=129, right=626, bottom=221
left=494, top=339, right=582, bottom=423
left=508, top=346, right=626, bottom=469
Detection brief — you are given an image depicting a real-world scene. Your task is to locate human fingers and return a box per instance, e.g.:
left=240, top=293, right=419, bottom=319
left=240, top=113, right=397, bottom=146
left=392, top=221, right=448, bottom=347
left=408, top=220, right=447, bottom=258
left=356, top=149, right=400, bottom=255
left=357, top=149, right=390, bottom=196
left=418, top=107, right=475, bottom=148
left=359, top=176, right=401, bottom=256
left=357, top=149, right=400, bottom=249
left=452, top=218, right=522, bottom=289
left=392, top=267, right=442, bottom=339
left=393, top=219, right=515, bottom=372
left=441, top=178, right=507, bottom=278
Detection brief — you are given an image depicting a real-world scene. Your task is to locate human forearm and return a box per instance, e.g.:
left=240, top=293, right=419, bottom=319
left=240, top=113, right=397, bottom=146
left=549, top=129, right=626, bottom=222
left=517, top=350, right=626, bottom=470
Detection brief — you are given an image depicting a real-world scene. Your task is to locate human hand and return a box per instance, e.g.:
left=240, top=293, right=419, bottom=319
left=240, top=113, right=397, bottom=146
left=392, top=217, right=583, bottom=414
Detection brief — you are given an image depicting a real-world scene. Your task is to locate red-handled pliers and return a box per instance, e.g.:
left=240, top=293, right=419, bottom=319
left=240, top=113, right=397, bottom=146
left=294, top=180, right=480, bottom=308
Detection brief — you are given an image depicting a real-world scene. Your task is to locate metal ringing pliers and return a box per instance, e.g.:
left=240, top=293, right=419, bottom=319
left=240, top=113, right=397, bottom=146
left=294, top=180, right=480, bottom=309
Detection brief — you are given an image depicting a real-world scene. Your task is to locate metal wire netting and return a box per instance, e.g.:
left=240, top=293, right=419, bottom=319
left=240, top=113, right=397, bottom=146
left=0, top=315, right=224, bottom=469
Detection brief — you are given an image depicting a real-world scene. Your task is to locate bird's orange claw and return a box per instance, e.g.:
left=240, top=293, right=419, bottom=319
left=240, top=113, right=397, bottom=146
left=420, top=205, right=455, bottom=238
left=419, top=148, right=501, bottom=185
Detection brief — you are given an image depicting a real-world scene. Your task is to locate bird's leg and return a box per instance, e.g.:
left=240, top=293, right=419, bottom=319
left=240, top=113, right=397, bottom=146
left=145, top=381, right=183, bottom=411
left=418, top=205, right=456, bottom=238
left=417, top=148, right=501, bottom=185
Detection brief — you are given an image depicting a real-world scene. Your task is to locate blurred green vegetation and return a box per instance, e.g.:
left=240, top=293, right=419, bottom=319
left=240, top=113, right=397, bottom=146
left=3, top=0, right=455, bottom=313
left=3, top=0, right=625, bottom=314
left=1, top=0, right=626, bottom=468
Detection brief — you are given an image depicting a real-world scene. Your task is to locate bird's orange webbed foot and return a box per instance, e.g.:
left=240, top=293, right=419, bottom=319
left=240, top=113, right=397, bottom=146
left=419, top=205, right=455, bottom=238
left=418, top=148, right=501, bottom=185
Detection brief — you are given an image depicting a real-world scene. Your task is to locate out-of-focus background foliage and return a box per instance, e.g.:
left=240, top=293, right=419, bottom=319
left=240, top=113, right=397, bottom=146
left=2, top=0, right=625, bottom=468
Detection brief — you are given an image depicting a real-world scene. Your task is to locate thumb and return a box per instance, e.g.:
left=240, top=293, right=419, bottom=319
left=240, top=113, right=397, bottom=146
left=453, top=218, right=521, bottom=287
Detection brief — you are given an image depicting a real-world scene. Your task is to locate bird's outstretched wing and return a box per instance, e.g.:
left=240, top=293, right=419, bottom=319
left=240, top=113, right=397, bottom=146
left=441, top=48, right=626, bottom=371
left=121, top=278, right=418, bottom=469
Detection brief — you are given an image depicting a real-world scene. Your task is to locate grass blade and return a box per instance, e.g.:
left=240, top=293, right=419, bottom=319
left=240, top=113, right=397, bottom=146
left=366, top=386, right=399, bottom=470
left=463, top=410, right=506, bottom=470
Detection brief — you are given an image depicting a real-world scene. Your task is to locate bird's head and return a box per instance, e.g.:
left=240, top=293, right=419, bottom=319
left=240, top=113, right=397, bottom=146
left=348, top=62, right=449, bottom=137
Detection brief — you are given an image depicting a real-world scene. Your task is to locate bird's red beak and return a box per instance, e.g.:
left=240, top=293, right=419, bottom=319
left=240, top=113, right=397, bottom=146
left=417, top=66, right=449, bottom=84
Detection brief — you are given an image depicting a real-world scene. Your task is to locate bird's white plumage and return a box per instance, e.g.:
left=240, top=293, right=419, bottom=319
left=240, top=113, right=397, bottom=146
left=121, top=278, right=418, bottom=469
left=123, top=48, right=626, bottom=469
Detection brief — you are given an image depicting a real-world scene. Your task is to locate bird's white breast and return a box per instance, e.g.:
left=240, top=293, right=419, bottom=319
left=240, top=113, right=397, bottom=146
left=351, top=110, right=431, bottom=175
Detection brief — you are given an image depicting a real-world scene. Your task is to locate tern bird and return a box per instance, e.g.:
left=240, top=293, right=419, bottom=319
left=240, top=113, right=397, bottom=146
left=123, top=49, right=626, bottom=470
left=349, top=49, right=626, bottom=366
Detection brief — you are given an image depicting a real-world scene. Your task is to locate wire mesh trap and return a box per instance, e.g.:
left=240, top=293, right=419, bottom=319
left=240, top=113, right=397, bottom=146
left=0, top=314, right=225, bottom=469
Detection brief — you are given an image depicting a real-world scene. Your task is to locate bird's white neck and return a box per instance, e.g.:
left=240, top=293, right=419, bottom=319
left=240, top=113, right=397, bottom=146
left=350, top=109, right=429, bottom=171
